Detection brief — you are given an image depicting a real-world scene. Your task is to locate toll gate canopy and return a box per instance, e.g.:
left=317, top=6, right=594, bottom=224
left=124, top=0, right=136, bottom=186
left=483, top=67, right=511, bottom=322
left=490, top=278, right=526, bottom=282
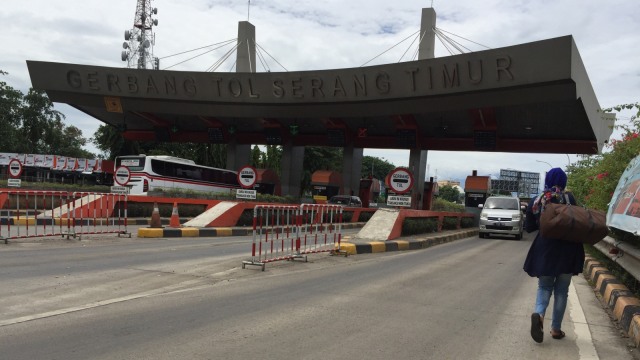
left=27, top=36, right=613, bottom=155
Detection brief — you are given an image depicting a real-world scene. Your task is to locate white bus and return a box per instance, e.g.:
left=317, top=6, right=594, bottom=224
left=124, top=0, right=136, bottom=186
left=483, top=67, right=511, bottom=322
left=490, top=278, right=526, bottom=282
left=114, top=155, right=239, bottom=195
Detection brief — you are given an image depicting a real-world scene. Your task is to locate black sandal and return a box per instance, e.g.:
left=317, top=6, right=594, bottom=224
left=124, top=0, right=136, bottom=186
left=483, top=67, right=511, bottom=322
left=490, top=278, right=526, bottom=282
left=530, top=313, right=543, bottom=343
left=551, top=330, right=565, bottom=339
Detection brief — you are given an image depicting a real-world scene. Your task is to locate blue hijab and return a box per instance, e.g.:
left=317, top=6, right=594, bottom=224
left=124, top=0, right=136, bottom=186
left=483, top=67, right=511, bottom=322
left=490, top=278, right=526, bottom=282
left=532, top=167, right=568, bottom=214
left=544, top=167, right=567, bottom=191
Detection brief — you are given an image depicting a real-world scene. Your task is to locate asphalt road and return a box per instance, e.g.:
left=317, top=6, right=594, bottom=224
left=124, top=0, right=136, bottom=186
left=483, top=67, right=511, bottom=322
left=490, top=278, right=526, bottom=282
left=0, top=229, right=637, bottom=359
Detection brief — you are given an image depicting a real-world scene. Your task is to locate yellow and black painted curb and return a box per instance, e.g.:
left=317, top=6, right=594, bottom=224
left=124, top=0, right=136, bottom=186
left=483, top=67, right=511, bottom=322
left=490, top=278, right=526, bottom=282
left=583, top=256, right=640, bottom=348
left=136, top=222, right=365, bottom=238
left=338, top=229, right=479, bottom=255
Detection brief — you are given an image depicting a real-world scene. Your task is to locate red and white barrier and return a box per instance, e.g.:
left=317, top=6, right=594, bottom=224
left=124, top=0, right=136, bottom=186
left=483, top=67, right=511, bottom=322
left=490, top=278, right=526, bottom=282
left=242, top=203, right=344, bottom=271
left=298, top=204, right=343, bottom=255
left=0, top=190, right=130, bottom=244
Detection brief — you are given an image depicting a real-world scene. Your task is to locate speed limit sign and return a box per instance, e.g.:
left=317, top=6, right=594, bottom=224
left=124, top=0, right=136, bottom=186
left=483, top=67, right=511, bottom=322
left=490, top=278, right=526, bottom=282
left=8, top=159, right=23, bottom=179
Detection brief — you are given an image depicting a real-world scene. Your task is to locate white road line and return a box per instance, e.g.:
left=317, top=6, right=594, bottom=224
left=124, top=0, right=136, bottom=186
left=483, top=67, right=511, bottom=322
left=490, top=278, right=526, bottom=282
left=570, top=280, right=600, bottom=359
left=0, top=278, right=208, bottom=327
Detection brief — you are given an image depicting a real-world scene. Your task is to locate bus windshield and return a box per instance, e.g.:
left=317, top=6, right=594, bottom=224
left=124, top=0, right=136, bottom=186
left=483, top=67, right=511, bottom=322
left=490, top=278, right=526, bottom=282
left=116, top=157, right=145, bottom=171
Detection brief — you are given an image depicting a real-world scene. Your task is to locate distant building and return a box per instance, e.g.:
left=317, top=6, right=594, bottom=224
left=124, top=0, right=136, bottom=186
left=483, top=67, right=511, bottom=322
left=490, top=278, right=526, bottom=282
left=491, top=169, right=540, bottom=198
left=437, top=180, right=461, bottom=187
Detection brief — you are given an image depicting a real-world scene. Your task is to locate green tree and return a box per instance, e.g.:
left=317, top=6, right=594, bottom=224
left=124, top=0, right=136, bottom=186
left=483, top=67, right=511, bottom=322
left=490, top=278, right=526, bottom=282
left=263, top=145, right=282, bottom=174
left=0, top=71, right=24, bottom=151
left=438, top=184, right=461, bottom=203
left=250, top=145, right=262, bottom=167
left=361, top=155, right=395, bottom=180
left=567, top=102, right=640, bottom=211
left=0, top=71, right=93, bottom=157
left=92, top=124, right=141, bottom=159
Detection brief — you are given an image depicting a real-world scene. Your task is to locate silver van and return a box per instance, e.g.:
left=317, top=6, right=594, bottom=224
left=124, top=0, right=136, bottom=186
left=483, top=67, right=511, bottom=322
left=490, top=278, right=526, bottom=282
left=478, top=196, right=524, bottom=240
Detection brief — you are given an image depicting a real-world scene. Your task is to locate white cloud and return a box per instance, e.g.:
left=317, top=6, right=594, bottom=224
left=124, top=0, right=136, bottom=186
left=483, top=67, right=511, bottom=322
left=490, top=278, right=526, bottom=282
left=1, top=0, right=638, bottom=186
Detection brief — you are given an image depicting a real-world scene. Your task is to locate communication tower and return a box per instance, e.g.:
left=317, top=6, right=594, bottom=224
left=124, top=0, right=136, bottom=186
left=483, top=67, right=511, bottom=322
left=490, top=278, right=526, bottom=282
left=121, top=0, right=159, bottom=69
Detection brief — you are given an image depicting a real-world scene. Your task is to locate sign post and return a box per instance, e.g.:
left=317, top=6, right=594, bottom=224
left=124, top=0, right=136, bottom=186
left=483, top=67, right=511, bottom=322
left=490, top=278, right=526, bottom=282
left=7, top=159, right=23, bottom=187
left=237, top=165, right=257, bottom=200
left=112, top=166, right=131, bottom=194
left=8, top=159, right=23, bottom=178
left=386, top=167, right=414, bottom=207
left=114, top=166, right=131, bottom=186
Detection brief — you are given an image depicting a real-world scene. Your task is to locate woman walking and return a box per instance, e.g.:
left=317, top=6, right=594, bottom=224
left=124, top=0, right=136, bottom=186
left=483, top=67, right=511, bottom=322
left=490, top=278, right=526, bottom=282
left=523, top=168, right=585, bottom=343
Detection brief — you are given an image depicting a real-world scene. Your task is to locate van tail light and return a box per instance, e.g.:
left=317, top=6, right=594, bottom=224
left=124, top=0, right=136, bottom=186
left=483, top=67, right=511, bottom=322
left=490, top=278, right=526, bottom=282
left=143, top=179, right=149, bottom=192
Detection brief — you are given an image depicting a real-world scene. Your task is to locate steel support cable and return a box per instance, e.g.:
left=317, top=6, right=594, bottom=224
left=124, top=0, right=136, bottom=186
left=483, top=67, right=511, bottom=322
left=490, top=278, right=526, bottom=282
left=434, top=28, right=471, bottom=53
left=360, top=29, right=421, bottom=67
left=398, top=31, right=421, bottom=62
left=163, top=40, right=237, bottom=70
left=434, top=29, right=464, bottom=53
left=255, top=42, right=289, bottom=71
left=208, top=48, right=236, bottom=72
left=410, top=28, right=429, bottom=61
left=158, top=39, right=237, bottom=60
left=227, top=59, right=238, bottom=72
left=246, top=40, right=254, bottom=72
left=435, top=32, right=455, bottom=56
left=435, top=27, right=492, bottom=50
left=254, top=40, right=270, bottom=72
left=207, top=41, right=241, bottom=72
left=207, top=42, right=241, bottom=72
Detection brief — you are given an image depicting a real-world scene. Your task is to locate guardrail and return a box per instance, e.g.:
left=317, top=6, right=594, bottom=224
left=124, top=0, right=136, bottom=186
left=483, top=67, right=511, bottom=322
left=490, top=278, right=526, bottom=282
left=594, top=237, right=640, bottom=282
left=0, top=190, right=130, bottom=244
left=242, top=204, right=345, bottom=271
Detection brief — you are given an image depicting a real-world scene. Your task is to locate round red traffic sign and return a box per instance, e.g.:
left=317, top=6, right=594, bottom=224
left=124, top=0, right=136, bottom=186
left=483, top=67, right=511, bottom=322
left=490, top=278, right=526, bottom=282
left=114, top=166, right=131, bottom=186
left=237, top=165, right=257, bottom=189
left=387, top=167, right=414, bottom=194
left=8, top=159, right=23, bottom=178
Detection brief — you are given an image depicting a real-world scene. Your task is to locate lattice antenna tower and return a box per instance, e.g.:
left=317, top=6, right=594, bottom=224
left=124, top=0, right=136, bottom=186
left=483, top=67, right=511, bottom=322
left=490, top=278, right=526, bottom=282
left=121, top=0, right=159, bottom=69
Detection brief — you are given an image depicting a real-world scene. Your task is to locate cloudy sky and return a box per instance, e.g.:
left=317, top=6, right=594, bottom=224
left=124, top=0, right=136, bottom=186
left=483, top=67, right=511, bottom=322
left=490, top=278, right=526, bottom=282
left=1, top=0, right=638, bottom=185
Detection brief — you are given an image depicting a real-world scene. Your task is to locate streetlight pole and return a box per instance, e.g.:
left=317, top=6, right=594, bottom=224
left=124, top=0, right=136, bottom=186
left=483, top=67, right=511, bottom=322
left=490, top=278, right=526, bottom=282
left=536, top=160, right=552, bottom=168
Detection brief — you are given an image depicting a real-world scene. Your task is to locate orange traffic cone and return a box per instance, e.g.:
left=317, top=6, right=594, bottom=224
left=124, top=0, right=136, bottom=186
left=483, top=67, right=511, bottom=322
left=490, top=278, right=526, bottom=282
left=149, top=202, right=163, bottom=228
left=169, top=202, right=181, bottom=228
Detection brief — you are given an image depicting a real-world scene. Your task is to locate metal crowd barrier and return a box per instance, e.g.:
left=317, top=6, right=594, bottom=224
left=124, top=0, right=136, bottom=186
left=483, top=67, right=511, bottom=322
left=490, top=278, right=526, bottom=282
left=0, top=190, right=130, bottom=244
left=242, top=204, right=345, bottom=271
left=298, top=204, right=344, bottom=255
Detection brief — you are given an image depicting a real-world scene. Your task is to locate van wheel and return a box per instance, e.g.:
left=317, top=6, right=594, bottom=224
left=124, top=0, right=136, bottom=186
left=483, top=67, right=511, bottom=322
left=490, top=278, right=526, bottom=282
left=479, top=233, right=485, bottom=239
left=515, top=233, right=522, bottom=240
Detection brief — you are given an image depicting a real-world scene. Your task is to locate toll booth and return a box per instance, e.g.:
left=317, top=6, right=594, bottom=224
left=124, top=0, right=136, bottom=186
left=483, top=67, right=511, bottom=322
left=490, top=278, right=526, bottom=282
left=423, top=177, right=439, bottom=210
left=464, top=170, right=491, bottom=207
left=254, top=169, right=281, bottom=196
left=358, top=177, right=381, bottom=208
left=311, top=170, right=343, bottom=204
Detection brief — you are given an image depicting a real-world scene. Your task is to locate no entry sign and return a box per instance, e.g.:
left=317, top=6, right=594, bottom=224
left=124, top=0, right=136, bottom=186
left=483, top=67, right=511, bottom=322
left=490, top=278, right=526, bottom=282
left=8, top=159, right=23, bottom=178
left=388, top=168, right=414, bottom=194
left=237, top=165, right=257, bottom=189
left=114, top=166, right=131, bottom=186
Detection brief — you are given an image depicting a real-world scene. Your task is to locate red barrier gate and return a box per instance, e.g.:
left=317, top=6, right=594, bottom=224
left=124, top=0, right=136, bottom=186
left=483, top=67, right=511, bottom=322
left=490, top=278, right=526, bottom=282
left=242, top=203, right=344, bottom=271
left=0, top=190, right=130, bottom=244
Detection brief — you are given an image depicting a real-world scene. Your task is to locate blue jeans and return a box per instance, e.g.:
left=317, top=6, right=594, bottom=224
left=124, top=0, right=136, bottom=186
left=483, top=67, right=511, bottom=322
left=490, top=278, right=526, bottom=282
left=535, top=274, right=573, bottom=330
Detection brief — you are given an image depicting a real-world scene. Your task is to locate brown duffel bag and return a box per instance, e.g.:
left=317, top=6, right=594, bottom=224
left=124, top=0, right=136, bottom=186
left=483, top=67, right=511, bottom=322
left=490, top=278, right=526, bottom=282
left=540, top=201, right=608, bottom=245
